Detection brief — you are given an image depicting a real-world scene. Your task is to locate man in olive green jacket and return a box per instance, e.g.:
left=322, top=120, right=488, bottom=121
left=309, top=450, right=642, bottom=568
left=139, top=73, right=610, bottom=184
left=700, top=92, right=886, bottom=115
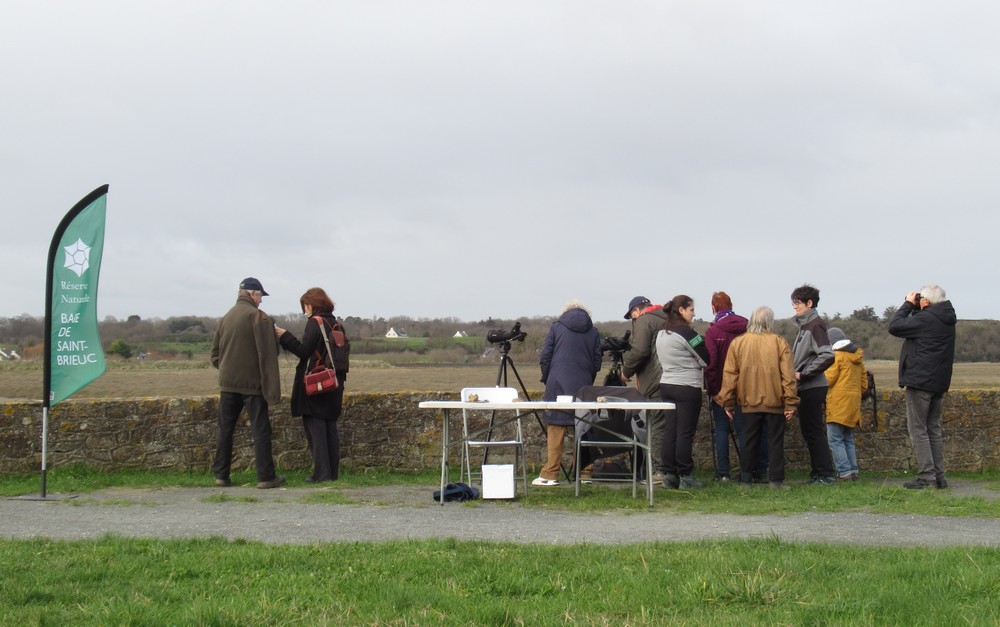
left=621, top=296, right=669, bottom=485
left=210, top=277, right=284, bottom=489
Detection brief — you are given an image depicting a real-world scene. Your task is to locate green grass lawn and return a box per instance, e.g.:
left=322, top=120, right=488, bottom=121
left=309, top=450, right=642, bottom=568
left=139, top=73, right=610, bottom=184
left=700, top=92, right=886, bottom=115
left=1, top=468, right=998, bottom=625
left=4, top=467, right=998, bottom=518
left=1, top=536, right=997, bottom=624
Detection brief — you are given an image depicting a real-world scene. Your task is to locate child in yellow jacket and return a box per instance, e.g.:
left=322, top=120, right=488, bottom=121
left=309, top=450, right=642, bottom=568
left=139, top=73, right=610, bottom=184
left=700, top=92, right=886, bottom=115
left=825, top=327, right=868, bottom=480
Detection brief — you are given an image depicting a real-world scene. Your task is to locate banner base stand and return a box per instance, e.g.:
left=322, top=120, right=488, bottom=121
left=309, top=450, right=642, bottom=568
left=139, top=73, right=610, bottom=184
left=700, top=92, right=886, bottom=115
left=9, top=493, right=79, bottom=502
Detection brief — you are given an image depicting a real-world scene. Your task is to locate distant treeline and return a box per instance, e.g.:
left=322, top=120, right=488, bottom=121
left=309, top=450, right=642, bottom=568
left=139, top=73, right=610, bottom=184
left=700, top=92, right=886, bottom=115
left=1, top=310, right=997, bottom=362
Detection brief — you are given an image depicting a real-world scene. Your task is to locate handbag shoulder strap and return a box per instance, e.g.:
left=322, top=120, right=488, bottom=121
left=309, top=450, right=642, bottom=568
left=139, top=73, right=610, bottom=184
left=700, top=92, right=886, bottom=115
left=311, top=316, right=336, bottom=371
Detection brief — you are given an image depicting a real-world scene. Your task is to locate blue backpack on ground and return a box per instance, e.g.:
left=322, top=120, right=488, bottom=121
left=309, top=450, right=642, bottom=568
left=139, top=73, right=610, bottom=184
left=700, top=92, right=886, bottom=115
left=433, top=482, right=480, bottom=502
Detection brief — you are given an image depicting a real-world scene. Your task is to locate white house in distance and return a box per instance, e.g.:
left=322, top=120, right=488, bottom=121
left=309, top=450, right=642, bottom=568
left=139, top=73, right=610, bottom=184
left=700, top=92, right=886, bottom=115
left=385, top=327, right=409, bottom=338
left=453, top=331, right=468, bottom=338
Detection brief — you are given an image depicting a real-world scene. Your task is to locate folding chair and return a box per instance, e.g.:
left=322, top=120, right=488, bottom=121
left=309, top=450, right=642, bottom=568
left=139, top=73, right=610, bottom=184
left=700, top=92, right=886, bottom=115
left=573, top=385, right=647, bottom=497
left=459, top=387, right=529, bottom=496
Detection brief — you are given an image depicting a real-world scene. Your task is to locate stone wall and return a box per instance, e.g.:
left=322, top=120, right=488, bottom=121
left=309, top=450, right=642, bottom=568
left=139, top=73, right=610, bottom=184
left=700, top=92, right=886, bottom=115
left=1, top=390, right=998, bottom=475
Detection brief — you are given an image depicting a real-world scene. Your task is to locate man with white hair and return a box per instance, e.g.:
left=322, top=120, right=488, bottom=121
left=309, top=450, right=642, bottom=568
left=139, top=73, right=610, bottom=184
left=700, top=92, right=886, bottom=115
left=211, top=277, right=285, bottom=489
left=888, top=284, right=957, bottom=489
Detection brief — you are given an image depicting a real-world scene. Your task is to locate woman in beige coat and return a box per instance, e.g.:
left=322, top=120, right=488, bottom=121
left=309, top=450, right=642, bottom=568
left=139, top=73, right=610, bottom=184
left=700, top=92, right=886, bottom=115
left=715, top=306, right=798, bottom=488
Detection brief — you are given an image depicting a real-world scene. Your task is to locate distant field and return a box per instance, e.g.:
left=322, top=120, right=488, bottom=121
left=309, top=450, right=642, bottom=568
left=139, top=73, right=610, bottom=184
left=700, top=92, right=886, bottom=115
left=1, top=358, right=997, bottom=401
left=0, top=359, right=535, bottom=400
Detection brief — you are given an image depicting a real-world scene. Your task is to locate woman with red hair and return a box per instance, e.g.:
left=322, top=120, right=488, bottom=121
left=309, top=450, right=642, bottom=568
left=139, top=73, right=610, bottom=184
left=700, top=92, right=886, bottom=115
left=275, top=287, right=349, bottom=482
left=704, top=291, right=766, bottom=482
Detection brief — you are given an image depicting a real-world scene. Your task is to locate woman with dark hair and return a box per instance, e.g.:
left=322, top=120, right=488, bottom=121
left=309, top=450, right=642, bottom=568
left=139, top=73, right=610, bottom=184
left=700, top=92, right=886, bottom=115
left=655, top=294, right=710, bottom=489
left=790, top=283, right=836, bottom=485
left=275, top=287, right=349, bottom=483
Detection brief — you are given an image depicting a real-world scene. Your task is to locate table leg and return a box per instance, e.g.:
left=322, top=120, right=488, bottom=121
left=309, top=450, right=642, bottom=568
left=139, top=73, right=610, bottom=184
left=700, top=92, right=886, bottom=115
left=440, top=408, right=450, bottom=506
left=646, top=417, right=654, bottom=507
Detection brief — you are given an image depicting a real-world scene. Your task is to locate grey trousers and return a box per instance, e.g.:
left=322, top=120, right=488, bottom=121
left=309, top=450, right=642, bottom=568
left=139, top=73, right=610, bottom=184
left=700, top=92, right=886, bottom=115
left=647, top=408, right=666, bottom=475
left=905, top=387, right=945, bottom=481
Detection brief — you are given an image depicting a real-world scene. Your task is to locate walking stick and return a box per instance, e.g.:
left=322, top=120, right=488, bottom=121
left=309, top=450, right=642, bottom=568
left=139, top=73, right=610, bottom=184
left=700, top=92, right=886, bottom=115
left=707, top=394, right=718, bottom=475
left=730, top=426, right=741, bottom=464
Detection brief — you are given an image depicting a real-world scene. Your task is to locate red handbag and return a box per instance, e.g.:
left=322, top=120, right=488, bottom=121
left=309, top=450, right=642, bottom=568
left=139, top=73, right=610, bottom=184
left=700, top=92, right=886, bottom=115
left=304, top=362, right=337, bottom=395
left=304, top=317, right=338, bottom=395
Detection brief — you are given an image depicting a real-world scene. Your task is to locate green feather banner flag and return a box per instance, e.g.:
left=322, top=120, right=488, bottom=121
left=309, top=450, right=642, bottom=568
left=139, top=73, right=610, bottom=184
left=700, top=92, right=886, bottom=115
left=46, top=185, right=109, bottom=406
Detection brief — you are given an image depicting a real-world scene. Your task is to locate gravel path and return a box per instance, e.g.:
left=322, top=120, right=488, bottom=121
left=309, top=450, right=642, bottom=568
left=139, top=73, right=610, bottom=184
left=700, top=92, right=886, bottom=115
left=3, top=481, right=999, bottom=548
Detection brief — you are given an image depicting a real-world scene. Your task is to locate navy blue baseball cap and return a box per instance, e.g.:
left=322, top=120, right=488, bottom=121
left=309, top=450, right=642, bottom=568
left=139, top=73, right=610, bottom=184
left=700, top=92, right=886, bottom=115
left=239, top=277, right=269, bottom=296
left=624, top=296, right=651, bottom=319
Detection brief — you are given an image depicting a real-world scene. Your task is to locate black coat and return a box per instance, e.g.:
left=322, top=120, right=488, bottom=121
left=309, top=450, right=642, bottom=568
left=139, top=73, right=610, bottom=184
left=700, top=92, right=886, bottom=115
left=539, top=308, right=602, bottom=425
left=888, top=300, right=957, bottom=393
left=279, top=313, right=346, bottom=419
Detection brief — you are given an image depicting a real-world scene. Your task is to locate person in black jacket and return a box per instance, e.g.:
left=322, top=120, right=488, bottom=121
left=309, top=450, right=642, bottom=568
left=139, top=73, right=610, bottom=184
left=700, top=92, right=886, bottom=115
left=888, top=284, right=956, bottom=490
left=275, top=287, right=349, bottom=483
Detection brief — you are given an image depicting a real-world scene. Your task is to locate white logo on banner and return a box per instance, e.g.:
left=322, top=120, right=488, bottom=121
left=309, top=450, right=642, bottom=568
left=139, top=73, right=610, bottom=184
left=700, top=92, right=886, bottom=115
left=63, top=238, right=91, bottom=277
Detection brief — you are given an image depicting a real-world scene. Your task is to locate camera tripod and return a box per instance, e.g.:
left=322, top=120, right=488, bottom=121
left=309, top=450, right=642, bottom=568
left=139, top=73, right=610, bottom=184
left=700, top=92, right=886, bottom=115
left=483, top=340, right=572, bottom=481
left=602, top=351, right=625, bottom=387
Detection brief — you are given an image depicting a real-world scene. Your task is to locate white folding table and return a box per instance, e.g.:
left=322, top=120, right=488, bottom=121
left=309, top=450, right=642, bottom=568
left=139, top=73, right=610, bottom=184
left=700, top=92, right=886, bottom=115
left=418, top=399, right=676, bottom=507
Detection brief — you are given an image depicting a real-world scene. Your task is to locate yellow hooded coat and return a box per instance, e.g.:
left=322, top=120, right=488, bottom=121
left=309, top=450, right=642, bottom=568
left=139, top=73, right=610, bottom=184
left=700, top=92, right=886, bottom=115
left=824, top=343, right=867, bottom=428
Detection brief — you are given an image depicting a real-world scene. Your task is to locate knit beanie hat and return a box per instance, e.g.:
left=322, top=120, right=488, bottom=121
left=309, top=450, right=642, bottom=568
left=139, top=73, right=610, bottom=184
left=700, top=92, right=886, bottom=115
left=828, top=327, right=847, bottom=344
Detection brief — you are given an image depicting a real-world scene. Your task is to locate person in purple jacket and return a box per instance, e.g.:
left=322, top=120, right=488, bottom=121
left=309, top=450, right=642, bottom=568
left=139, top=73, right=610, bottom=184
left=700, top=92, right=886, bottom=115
left=704, top=291, right=765, bottom=481
left=535, top=301, right=602, bottom=486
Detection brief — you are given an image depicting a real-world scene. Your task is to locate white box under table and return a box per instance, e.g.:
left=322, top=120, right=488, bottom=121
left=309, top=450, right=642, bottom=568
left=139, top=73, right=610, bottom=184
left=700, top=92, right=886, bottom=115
left=481, top=464, right=516, bottom=499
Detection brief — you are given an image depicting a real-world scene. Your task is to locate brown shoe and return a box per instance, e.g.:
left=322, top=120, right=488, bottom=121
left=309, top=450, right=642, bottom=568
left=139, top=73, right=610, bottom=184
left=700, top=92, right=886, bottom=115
left=214, top=477, right=232, bottom=487
left=256, top=475, right=286, bottom=489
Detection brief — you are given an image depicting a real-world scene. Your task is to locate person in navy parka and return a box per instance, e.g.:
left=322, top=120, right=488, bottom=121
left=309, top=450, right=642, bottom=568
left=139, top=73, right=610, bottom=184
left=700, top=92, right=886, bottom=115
left=535, top=301, right=602, bottom=486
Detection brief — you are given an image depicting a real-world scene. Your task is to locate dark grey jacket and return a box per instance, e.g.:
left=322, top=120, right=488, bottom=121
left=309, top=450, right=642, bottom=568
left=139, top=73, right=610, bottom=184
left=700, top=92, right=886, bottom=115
left=791, top=308, right=834, bottom=391
left=888, top=300, right=957, bottom=393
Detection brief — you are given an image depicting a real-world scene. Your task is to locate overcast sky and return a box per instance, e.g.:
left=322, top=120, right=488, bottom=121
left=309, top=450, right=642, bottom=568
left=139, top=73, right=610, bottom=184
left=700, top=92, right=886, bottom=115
left=3, top=2, right=997, bottom=324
